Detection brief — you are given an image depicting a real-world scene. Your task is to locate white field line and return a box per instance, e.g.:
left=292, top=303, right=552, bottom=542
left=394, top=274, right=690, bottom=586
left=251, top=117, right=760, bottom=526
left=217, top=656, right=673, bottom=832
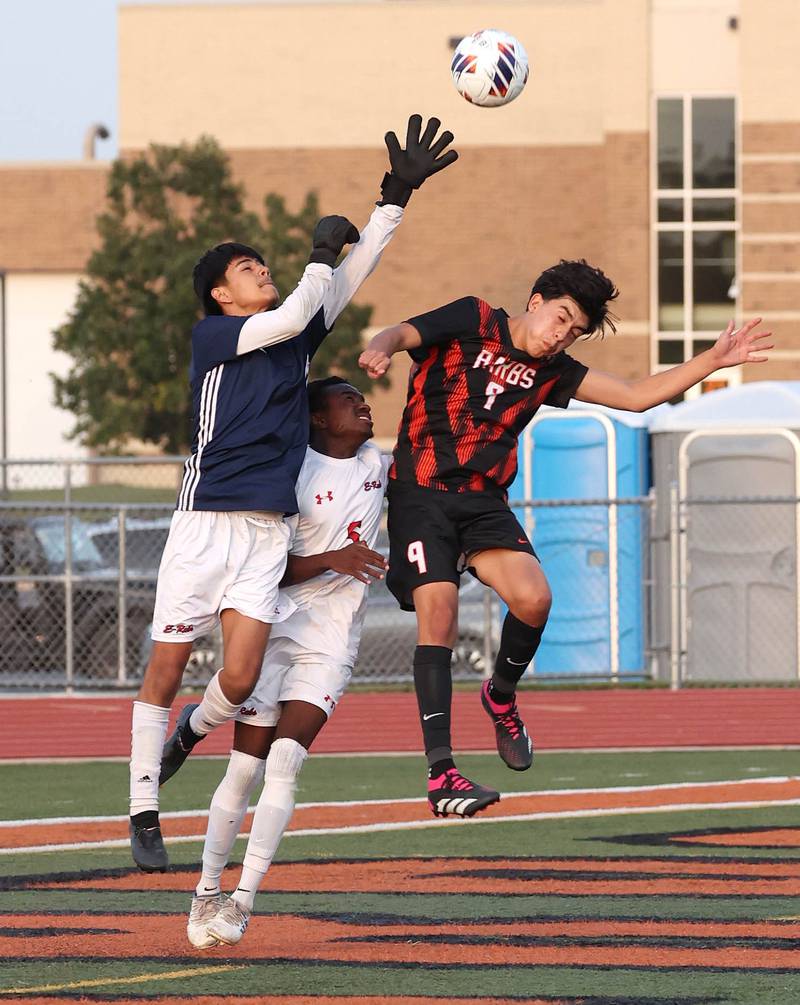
left=1, top=775, right=796, bottom=829
left=3, top=799, right=800, bottom=856
left=2, top=777, right=799, bottom=856
left=2, top=745, right=799, bottom=765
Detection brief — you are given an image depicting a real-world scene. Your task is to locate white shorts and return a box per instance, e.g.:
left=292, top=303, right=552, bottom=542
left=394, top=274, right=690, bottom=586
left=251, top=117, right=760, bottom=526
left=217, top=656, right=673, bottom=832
left=151, top=510, right=296, bottom=643
left=235, top=636, right=352, bottom=727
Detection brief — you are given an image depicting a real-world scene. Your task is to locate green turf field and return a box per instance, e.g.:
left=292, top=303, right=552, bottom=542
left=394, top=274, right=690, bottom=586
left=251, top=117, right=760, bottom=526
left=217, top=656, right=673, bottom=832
left=1, top=749, right=798, bottom=1004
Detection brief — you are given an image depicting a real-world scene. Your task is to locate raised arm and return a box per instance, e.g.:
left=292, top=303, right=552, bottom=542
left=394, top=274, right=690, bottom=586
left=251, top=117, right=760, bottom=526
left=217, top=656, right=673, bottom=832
left=322, top=205, right=404, bottom=328
left=321, top=114, right=458, bottom=330
left=575, top=317, right=773, bottom=411
left=236, top=216, right=359, bottom=355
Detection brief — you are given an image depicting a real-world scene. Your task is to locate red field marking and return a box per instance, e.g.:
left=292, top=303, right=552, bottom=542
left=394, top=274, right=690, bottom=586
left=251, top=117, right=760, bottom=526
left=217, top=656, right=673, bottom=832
left=6, top=778, right=799, bottom=853
left=673, top=828, right=800, bottom=847
left=1, top=911, right=798, bottom=970
left=29, top=854, right=800, bottom=898
left=1, top=687, right=799, bottom=758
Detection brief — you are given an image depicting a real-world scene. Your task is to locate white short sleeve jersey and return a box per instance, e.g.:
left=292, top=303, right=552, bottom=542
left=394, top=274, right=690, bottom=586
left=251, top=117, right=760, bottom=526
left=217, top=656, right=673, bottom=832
left=270, top=443, right=389, bottom=664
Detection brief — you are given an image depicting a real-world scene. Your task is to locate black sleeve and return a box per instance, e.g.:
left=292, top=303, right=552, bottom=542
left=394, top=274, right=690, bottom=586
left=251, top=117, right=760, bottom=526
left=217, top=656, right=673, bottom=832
left=543, top=354, right=590, bottom=408
left=304, top=306, right=329, bottom=360
left=405, top=296, right=480, bottom=363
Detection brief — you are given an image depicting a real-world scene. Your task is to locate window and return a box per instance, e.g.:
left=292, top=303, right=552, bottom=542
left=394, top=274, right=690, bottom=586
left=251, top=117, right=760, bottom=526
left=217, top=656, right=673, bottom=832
left=653, top=97, right=738, bottom=397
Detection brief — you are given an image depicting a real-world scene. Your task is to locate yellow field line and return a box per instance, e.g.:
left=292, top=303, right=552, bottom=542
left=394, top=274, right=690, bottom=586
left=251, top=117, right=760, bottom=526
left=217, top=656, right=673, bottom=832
left=0, top=964, right=241, bottom=996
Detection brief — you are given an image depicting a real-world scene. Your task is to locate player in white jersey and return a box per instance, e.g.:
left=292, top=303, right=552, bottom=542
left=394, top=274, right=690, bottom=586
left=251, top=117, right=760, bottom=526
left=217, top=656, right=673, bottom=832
left=172, top=378, right=388, bottom=948
left=129, top=115, right=457, bottom=873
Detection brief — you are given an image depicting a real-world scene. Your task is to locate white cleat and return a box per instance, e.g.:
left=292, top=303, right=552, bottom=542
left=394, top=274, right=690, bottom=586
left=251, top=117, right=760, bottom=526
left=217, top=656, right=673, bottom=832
left=187, top=893, right=225, bottom=949
left=207, top=895, right=251, bottom=946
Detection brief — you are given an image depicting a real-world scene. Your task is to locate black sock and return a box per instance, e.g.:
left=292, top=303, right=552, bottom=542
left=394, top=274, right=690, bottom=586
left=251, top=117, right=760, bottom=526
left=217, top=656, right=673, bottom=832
left=131, top=809, right=159, bottom=828
left=429, top=757, right=456, bottom=779
left=492, top=612, right=545, bottom=694
left=487, top=679, right=515, bottom=705
left=413, top=645, right=453, bottom=767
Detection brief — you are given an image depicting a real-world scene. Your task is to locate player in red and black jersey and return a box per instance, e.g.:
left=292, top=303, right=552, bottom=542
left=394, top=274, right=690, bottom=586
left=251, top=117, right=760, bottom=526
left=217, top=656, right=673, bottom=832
left=359, top=259, right=773, bottom=819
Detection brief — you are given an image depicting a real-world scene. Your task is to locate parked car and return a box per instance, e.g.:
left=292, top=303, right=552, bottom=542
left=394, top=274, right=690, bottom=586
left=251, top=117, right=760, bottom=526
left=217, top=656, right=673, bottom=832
left=0, top=514, right=153, bottom=682
left=85, top=514, right=221, bottom=684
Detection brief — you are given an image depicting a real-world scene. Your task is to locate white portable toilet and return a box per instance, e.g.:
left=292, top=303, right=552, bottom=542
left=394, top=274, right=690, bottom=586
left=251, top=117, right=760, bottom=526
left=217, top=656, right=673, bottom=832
left=650, top=382, right=800, bottom=683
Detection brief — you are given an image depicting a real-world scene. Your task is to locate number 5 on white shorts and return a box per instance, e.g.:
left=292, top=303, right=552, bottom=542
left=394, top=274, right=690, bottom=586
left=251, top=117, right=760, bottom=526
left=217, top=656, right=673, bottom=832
left=407, top=540, right=427, bottom=574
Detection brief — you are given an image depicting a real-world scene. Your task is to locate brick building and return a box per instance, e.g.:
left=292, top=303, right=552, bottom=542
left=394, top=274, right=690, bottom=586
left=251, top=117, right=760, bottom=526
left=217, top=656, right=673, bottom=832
left=0, top=0, right=798, bottom=455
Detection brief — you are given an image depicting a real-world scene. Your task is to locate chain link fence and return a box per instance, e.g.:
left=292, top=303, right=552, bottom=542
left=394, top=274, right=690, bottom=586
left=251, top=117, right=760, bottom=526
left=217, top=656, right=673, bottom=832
left=652, top=491, right=800, bottom=686
left=1, top=459, right=797, bottom=690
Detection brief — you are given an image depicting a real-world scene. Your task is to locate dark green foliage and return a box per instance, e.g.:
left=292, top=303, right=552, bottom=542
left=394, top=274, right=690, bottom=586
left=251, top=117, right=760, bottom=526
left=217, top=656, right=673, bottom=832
left=52, top=138, right=376, bottom=454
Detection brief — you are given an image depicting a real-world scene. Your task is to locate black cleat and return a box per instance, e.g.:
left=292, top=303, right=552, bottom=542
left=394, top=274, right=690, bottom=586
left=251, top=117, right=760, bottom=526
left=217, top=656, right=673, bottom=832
left=481, top=680, right=533, bottom=771
left=427, top=767, right=500, bottom=818
left=159, top=702, right=204, bottom=786
left=129, top=817, right=168, bottom=873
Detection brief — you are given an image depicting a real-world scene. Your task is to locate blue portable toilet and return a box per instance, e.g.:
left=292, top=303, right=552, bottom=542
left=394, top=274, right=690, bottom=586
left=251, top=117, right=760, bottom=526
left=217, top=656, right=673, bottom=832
left=507, top=403, right=657, bottom=678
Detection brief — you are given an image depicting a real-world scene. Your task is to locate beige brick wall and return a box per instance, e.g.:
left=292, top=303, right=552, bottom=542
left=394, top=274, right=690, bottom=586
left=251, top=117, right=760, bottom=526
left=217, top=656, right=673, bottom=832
left=601, top=132, right=650, bottom=323
left=743, top=202, right=800, bottom=233
left=743, top=359, right=800, bottom=382
left=742, top=161, right=800, bottom=195
left=742, top=121, right=800, bottom=154
left=741, top=0, right=800, bottom=124
left=229, top=134, right=649, bottom=324
left=741, top=279, right=800, bottom=314
left=230, top=142, right=610, bottom=324
left=0, top=165, right=107, bottom=271
left=229, top=134, right=650, bottom=437
left=740, top=100, right=800, bottom=369
left=119, top=0, right=649, bottom=152
left=743, top=240, right=800, bottom=274
left=570, top=334, right=651, bottom=382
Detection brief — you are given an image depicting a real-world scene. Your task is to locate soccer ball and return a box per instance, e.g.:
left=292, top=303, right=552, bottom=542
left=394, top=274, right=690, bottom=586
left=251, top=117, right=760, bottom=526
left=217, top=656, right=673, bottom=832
left=450, top=29, right=529, bottom=108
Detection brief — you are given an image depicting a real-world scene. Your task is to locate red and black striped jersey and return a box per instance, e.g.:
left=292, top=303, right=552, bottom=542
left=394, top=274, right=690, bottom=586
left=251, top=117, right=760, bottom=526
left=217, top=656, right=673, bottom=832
left=390, top=296, right=588, bottom=493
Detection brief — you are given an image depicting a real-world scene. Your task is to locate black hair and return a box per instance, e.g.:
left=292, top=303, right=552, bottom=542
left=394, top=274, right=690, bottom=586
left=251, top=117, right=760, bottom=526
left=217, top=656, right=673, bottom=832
left=307, top=376, right=351, bottom=416
left=192, top=242, right=265, bottom=316
left=530, top=259, right=619, bottom=337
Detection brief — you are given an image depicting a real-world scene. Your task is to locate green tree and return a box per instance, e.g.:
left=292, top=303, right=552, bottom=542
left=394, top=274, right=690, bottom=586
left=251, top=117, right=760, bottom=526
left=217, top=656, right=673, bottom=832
left=53, top=137, right=376, bottom=454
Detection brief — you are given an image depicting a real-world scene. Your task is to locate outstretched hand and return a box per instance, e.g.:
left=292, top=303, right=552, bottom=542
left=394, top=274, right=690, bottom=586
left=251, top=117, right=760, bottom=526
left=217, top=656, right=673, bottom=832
left=384, top=114, right=458, bottom=189
left=710, top=318, right=774, bottom=368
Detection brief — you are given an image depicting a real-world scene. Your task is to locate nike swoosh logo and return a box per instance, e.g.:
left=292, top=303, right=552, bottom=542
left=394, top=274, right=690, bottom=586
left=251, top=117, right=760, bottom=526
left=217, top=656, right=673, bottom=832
left=507, top=658, right=529, bottom=666
left=422, top=712, right=445, bottom=720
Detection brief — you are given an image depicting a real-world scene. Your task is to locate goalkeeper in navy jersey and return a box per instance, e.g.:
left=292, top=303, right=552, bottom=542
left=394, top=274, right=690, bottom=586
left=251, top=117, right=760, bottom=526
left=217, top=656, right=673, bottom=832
left=359, top=262, right=773, bottom=818
left=129, top=115, right=458, bottom=873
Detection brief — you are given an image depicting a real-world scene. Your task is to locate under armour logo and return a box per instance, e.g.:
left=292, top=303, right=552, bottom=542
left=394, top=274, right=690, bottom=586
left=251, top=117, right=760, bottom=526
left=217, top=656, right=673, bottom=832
left=315, top=491, right=334, bottom=505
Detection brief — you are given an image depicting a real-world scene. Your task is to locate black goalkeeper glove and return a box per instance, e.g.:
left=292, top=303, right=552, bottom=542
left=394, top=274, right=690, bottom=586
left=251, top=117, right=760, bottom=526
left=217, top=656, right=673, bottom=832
left=308, top=215, right=360, bottom=267
left=379, top=113, right=459, bottom=207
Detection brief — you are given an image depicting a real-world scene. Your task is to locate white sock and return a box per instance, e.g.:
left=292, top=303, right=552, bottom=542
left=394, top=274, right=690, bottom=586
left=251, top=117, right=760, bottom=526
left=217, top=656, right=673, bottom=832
left=189, top=669, right=241, bottom=737
left=129, top=701, right=170, bottom=815
left=232, top=737, right=307, bottom=911
left=196, top=750, right=266, bottom=897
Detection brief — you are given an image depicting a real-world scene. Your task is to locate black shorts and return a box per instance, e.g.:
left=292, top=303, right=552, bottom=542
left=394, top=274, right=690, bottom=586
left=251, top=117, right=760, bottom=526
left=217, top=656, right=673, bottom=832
left=386, top=479, right=537, bottom=611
